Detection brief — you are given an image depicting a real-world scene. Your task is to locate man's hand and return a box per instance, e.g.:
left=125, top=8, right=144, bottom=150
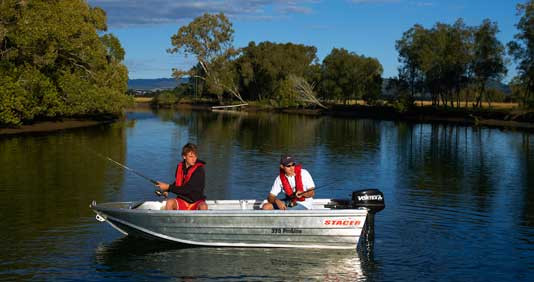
left=274, top=198, right=287, bottom=210
left=156, top=181, right=170, bottom=191
left=154, top=189, right=169, bottom=198
left=155, top=181, right=170, bottom=198
left=296, top=188, right=315, bottom=199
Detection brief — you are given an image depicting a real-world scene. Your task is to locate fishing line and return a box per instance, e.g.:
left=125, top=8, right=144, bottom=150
left=91, top=149, right=158, bottom=185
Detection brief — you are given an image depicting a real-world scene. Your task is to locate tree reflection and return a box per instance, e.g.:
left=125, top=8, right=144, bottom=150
left=394, top=123, right=501, bottom=213
left=318, top=117, right=381, bottom=156
left=518, top=133, right=534, bottom=229
left=0, top=124, right=127, bottom=242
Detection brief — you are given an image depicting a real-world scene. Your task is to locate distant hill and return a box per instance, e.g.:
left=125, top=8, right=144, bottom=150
left=128, top=78, right=187, bottom=90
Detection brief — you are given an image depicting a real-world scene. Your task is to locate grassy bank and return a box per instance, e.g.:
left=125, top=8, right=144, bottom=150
left=140, top=96, right=534, bottom=130
left=4, top=97, right=527, bottom=136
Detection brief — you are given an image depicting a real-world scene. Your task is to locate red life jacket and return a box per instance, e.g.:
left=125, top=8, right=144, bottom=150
left=175, top=161, right=205, bottom=186
left=279, top=164, right=305, bottom=203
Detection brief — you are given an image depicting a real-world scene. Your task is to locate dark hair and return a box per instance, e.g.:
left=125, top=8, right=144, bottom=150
left=182, top=143, right=198, bottom=156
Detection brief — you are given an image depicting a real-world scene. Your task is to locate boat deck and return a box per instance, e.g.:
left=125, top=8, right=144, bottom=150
left=130, top=199, right=336, bottom=211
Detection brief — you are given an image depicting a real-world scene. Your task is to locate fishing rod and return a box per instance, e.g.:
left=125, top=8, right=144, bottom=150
left=93, top=150, right=174, bottom=199
left=95, top=152, right=158, bottom=185
left=289, top=179, right=345, bottom=199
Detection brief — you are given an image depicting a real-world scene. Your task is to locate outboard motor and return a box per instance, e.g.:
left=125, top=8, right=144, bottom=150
left=351, top=189, right=385, bottom=213
left=352, top=189, right=385, bottom=256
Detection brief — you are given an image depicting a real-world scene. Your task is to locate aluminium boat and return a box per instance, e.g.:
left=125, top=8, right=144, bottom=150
left=90, top=189, right=385, bottom=249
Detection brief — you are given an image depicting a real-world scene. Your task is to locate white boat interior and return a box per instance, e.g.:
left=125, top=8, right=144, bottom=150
left=133, top=198, right=341, bottom=211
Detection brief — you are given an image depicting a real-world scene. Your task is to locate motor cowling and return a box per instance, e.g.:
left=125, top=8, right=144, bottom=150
left=352, top=189, right=385, bottom=213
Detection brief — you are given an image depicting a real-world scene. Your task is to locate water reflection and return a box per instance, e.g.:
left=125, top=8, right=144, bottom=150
left=2, top=108, right=534, bottom=281
left=0, top=124, right=127, bottom=272
left=519, top=133, right=534, bottom=230
left=379, top=122, right=534, bottom=281
left=95, top=237, right=369, bottom=281
left=150, top=110, right=388, bottom=200
left=146, top=110, right=534, bottom=241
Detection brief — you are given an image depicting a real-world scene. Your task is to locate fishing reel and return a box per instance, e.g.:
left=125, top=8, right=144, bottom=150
left=154, top=189, right=168, bottom=198
left=286, top=201, right=297, bottom=208
left=282, top=196, right=297, bottom=208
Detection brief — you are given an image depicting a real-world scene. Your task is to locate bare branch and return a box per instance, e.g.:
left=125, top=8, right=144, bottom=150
left=289, top=75, right=328, bottom=109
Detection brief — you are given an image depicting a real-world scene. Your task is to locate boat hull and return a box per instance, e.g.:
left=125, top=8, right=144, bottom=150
left=91, top=200, right=369, bottom=249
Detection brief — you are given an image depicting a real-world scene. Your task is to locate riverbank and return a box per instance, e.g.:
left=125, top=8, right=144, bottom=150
left=2, top=99, right=532, bottom=136
left=323, top=104, right=534, bottom=130
left=144, top=97, right=534, bottom=131
left=0, top=116, right=117, bottom=136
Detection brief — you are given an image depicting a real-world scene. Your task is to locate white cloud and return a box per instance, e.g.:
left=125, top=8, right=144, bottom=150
left=87, top=0, right=317, bottom=27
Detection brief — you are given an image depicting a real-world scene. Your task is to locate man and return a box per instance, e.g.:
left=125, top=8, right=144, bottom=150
left=262, top=155, right=315, bottom=210
left=156, top=143, right=208, bottom=210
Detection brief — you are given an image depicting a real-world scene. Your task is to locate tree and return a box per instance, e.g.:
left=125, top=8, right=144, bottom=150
left=320, top=48, right=382, bottom=105
left=395, top=24, right=426, bottom=104
left=288, top=74, right=328, bottom=109
left=421, top=20, right=472, bottom=107
left=235, top=41, right=318, bottom=105
left=508, top=0, right=534, bottom=108
left=168, top=13, right=243, bottom=103
left=472, top=19, right=507, bottom=108
left=0, top=0, right=130, bottom=126
left=100, top=34, right=125, bottom=62
left=397, top=20, right=475, bottom=108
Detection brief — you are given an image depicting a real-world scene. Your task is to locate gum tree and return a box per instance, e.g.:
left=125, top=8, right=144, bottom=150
left=471, top=19, right=507, bottom=108
left=0, top=0, right=130, bottom=126
left=508, top=0, right=534, bottom=108
left=235, top=41, right=318, bottom=106
left=168, top=13, right=243, bottom=103
left=320, top=48, right=382, bottom=105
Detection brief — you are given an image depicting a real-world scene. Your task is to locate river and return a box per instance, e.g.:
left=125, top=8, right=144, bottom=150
left=0, top=108, right=532, bottom=281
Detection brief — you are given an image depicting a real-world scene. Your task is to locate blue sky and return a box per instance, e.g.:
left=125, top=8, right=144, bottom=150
left=87, top=0, right=524, bottom=80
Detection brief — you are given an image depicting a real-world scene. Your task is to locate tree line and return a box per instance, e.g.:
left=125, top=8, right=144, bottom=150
left=165, top=2, right=534, bottom=110
left=0, top=0, right=130, bottom=127
left=393, top=18, right=507, bottom=109
left=164, top=13, right=383, bottom=108
left=3, top=1, right=534, bottom=127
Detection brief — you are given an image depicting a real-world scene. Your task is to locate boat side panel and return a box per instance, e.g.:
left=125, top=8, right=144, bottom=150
left=99, top=209, right=367, bottom=248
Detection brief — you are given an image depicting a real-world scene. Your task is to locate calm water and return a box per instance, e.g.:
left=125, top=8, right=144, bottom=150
left=1, top=108, right=533, bottom=281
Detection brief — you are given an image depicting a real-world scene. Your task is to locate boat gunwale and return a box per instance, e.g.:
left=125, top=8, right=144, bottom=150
left=90, top=200, right=369, bottom=217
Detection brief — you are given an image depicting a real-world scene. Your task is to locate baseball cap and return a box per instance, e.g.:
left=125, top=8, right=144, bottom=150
left=280, top=155, right=296, bottom=166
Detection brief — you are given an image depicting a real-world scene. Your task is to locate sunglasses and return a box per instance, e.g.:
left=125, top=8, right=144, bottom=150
left=284, top=163, right=295, bottom=168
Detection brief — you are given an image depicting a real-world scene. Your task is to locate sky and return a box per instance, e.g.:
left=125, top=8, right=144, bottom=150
left=87, top=0, right=525, bottom=80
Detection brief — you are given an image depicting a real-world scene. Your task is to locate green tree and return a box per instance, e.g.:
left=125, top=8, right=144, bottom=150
left=168, top=13, right=242, bottom=103
left=395, top=24, right=426, bottom=104
left=508, top=0, right=534, bottom=108
left=235, top=41, right=318, bottom=105
left=0, top=0, right=130, bottom=126
left=397, top=20, right=474, bottom=108
left=320, top=48, right=382, bottom=104
left=423, top=20, right=471, bottom=107
left=472, top=19, right=507, bottom=108
left=100, top=34, right=125, bottom=61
